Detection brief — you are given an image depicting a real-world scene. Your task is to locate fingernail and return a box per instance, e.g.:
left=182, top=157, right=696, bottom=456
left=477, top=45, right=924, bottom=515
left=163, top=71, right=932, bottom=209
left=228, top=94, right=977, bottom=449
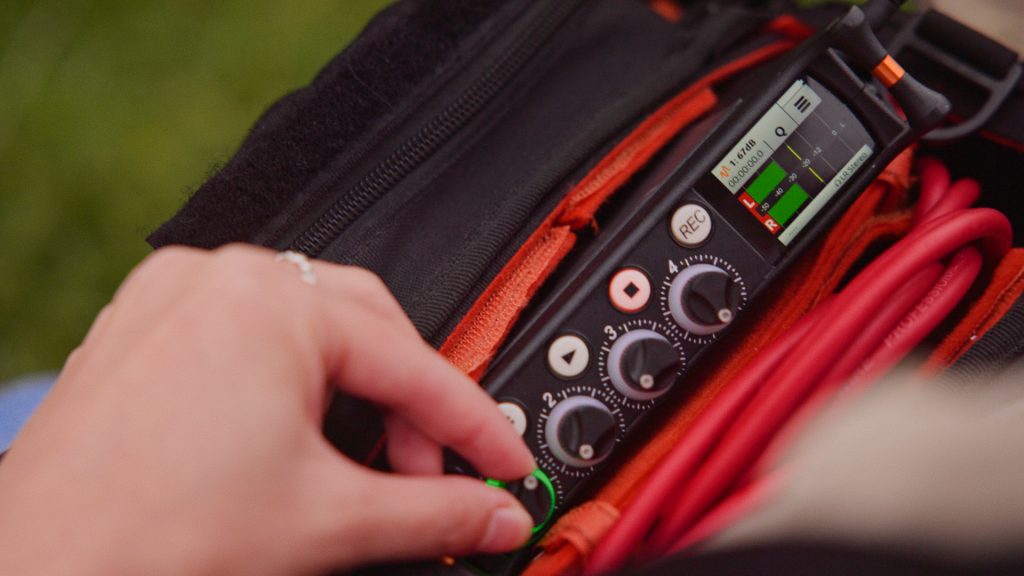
left=479, top=506, right=533, bottom=552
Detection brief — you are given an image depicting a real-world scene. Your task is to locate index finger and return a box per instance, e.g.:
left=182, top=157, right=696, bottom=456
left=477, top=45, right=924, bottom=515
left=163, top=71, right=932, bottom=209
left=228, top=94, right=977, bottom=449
left=310, top=279, right=535, bottom=481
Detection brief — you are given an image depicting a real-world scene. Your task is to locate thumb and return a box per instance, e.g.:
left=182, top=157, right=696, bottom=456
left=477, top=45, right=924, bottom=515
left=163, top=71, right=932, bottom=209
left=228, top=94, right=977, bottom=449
left=319, top=470, right=534, bottom=569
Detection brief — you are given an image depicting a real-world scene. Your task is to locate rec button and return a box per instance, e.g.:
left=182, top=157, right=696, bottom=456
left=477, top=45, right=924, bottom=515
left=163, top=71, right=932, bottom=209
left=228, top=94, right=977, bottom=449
left=670, top=203, right=713, bottom=248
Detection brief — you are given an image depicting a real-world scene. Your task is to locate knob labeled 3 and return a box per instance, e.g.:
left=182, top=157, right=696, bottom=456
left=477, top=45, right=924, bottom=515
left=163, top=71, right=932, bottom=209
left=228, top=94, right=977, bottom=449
left=607, top=329, right=682, bottom=401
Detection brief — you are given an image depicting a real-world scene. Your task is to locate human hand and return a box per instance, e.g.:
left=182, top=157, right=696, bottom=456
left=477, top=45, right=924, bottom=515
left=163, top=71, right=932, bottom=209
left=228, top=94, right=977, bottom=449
left=0, top=245, right=536, bottom=575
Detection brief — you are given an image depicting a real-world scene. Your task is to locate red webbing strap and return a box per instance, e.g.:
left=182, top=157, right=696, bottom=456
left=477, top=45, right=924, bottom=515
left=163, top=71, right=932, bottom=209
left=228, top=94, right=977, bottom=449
left=442, top=226, right=577, bottom=380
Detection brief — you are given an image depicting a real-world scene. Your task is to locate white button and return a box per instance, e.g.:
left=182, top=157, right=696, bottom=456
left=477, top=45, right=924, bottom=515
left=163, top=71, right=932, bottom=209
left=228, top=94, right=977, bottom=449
left=498, top=402, right=528, bottom=437
left=547, top=334, right=590, bottom=379
left=670, top=204, right=713, bottom=247
left=609, top=268, right=651, bottom=314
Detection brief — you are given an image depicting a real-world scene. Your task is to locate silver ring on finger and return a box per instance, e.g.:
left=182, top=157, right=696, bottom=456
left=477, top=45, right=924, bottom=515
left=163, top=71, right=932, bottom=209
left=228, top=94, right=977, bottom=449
left=275, top=250, right=318, bottom=286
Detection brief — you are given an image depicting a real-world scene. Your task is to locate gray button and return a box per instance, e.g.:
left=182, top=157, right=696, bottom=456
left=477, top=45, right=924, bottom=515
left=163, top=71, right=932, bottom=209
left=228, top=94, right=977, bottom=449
left=498, top=402, right=528, bottom=437
left=670, top=204, right=713, bottom=247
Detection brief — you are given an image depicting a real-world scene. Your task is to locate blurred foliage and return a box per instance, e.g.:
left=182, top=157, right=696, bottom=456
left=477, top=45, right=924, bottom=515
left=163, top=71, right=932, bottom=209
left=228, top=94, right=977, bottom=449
left=0, top=0, right=391, bottom=380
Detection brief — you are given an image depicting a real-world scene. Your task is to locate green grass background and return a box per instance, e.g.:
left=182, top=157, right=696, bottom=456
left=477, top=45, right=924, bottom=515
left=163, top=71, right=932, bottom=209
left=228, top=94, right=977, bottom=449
left=0, top=0, right=390, bottom=381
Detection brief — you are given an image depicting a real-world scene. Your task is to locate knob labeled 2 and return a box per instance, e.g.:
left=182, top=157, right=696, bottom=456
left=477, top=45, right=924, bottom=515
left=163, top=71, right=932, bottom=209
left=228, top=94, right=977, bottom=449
left=545, top=396, right=616, bottom=468
left=607, top=329, right=681, bottom=401
left=668, top=263, right=741, bottom=335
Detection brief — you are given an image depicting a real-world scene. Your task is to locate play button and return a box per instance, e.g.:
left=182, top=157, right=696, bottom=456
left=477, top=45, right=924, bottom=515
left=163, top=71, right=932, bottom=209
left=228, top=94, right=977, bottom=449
left=547, top=334, right=590, bottom=380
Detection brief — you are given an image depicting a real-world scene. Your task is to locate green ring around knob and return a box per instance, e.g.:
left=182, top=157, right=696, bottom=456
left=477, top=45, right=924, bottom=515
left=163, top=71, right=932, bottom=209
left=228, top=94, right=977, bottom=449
left=485, top=469, right=557, bottom=536
left=528, top=469, right=556, bottom=535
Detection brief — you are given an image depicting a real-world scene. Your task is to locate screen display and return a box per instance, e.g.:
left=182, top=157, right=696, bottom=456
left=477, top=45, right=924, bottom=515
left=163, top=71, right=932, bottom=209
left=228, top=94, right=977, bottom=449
left=712, top=78, right=875, bottom=245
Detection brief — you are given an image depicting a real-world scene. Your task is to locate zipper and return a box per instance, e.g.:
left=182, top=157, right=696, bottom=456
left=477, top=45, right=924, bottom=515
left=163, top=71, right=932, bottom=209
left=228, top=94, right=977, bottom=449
left=289, top=0, right=585, bottom=257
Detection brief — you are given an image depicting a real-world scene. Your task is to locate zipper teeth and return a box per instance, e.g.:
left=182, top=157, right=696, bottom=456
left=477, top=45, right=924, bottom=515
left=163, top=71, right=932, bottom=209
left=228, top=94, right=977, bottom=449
left=291, top=0, right=582, bottom=256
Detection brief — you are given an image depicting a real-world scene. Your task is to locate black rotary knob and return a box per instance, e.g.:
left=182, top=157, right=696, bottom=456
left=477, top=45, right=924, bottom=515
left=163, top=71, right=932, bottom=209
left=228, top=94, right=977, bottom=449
left=668, top=263, right=741, bottom=335
left=607, top=329, right=681, bottom=401
left=545, top=396, right=617, bottom=468
left=684, top=269, right=741, bottom=325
